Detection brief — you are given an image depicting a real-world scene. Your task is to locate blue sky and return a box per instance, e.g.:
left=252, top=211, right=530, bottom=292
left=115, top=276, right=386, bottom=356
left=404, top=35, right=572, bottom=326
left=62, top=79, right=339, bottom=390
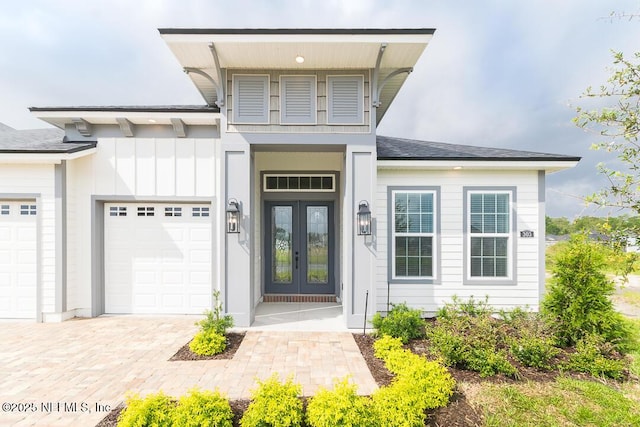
left=1, top=0, right=639, bottom=218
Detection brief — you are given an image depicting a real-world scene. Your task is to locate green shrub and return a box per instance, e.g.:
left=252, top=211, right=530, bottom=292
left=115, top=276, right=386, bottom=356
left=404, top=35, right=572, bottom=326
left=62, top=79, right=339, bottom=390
left=241, top=374, right=303, bottom=427
left=372, top=336, right=455, bottom=426
left=542, top=234, right=633, bottom=351
left=499, top=307, right=561, bottom=370
left=306, top=377, right=374, bottom=427
left=424, top=323, right=466, bottom=366
left=189, top=329, right=227, bottom=356
left=437, top=295, right=492, bottom=319
left=371, top=303, right=425, bottom=344
left=426, top=297, right=519, bottom=377
left=198, top=290, right=234, bottom=335
left=509, top=333, right=560, bottom=369
left=371, top=380, right=428, bottom=427
left=172, top=388, right=233, bottom=427
left=465, top=347, right=518, bottom=378
left=566, top=334, right=627, bottom=379
left=372, top=334, right=404, bottom=360
left=117, top=391, right=175, bottom=427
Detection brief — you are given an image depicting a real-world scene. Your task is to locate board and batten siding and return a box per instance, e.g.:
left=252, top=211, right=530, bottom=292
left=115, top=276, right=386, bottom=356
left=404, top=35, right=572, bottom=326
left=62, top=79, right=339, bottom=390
left=0, top=164, right=56, bottom=315
left=226, top=69, right=370, bottom=133
left=376, top=168, right=542, bottom=314
left=91, top=138, right=216, bottom=197
left=65, top=137, right=218, bottom=315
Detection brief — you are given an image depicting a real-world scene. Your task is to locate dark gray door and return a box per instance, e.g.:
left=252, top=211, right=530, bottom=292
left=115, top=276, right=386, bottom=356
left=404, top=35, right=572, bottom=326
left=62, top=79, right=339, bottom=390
left=264, top=201, right=334, bottom=294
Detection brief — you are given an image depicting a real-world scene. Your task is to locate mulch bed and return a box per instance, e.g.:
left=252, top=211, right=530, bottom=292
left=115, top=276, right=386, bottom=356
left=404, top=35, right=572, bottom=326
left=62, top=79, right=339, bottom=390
left=97, top=330, right=602, bottom=426
left=353, top=333, right=484, bottom=427
left=169, top=332, right=245, bottom=361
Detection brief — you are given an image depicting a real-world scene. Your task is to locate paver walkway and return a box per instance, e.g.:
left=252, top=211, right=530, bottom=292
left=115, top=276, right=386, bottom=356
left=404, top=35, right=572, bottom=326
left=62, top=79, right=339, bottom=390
left=0, top=316, right=377, bottom=426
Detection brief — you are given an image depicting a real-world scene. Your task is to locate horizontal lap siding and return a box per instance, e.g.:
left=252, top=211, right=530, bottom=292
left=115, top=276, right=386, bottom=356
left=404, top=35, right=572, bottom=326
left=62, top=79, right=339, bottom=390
left=376, top=169, right=541, bottom=314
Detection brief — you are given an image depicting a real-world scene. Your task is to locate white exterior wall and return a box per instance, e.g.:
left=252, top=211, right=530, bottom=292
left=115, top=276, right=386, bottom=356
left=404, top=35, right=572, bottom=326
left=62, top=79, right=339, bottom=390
left=376, top=168, right=542, bottom=314
left=66, top=138, right=218, bottom=316
left=0, top=163, right=56, bottom=318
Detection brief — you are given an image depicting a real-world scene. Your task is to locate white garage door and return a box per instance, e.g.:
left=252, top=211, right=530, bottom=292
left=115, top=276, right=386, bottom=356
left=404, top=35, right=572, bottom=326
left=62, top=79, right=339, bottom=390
left=0, top=201, right=37, bottom=319
left=104, top=203, right=212, bottom=314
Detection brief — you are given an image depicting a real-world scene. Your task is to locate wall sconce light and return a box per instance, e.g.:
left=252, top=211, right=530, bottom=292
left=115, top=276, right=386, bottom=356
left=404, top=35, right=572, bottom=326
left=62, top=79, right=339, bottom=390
left=357, top=201, right=372, bottom=236
left=226, top=199, right=240, bottom=233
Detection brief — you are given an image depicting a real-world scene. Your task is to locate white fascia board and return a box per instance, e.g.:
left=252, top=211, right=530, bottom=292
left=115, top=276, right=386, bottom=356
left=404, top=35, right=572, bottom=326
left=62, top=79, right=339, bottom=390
left=32, top=110, right=220, bottom=126
left=0, top=148, right=96, bottom=164
left=376, top=160, right=580, bottom=172
left=161, top=33, right=433, bottom=44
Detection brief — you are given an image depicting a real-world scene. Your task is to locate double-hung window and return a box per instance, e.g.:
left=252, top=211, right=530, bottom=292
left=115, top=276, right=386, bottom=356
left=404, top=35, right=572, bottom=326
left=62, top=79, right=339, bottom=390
left=390, top=189, right=437, bottom=281
left=466, top=189, right=514, bottom=281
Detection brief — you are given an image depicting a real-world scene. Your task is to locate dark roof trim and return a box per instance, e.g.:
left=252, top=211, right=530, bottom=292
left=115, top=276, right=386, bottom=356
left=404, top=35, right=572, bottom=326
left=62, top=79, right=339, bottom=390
left=158, top=28, right=436, bottom=36
left=0, top=142, right=97, bottom=154
left=29, top=105, right=220, bottom=113
left=376, top=135, right=581, bottom=162
left=377, top=155, right=582, bottom=162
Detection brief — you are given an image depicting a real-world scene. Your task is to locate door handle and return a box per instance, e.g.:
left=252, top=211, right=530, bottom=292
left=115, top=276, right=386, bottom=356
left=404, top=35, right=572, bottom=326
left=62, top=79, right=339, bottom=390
left=295, top=251, right=299, bottom=269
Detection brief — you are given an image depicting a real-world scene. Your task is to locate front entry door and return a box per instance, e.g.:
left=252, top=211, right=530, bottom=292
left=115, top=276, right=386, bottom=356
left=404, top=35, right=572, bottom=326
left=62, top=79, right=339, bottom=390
left=265, top=201, right=334, bottom=294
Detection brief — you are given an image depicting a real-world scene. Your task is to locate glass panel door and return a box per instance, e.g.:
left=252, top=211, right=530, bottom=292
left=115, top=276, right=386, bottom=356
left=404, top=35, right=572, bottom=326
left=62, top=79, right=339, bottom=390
left=305, top=206, right=329, bottom=284
left=264, top=201, right=334, bottom=295
left=300, top=202, right=333, bottom=294
left=272, top=206, right=293, bottom=284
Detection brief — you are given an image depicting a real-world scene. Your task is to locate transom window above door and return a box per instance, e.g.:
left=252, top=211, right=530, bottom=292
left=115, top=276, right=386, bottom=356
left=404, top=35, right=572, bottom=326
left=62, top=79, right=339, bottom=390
left=264, top=174, right=335, bottom=192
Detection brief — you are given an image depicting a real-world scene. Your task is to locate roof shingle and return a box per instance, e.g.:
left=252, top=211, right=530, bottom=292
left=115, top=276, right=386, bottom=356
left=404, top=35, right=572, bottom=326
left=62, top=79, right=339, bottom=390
left=0, top=127, right=95, bottom=153
left=376, top=135, right=581, bottom=161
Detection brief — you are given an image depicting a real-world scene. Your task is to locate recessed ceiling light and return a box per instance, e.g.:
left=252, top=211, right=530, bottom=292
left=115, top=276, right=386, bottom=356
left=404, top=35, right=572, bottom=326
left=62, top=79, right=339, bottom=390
left=148, top=119, right=157, bottom=123
left=295, top=55, right=305, bottom=64
left=453, top=166, right=463, bottom=170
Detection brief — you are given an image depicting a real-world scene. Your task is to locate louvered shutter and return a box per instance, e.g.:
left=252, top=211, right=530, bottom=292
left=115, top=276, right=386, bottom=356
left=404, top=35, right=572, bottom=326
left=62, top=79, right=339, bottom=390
left=327, top=76, right=364, bottom=124
left=280, top=76, right=316, bottom=124
left=233, top=75, right=269, bottom=124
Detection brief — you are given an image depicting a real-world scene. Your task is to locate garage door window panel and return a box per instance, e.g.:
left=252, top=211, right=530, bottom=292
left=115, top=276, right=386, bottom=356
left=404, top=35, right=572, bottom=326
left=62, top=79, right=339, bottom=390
left=20, top=205, right=36, bottom=216
left=137, top=207, right=154, bottom=217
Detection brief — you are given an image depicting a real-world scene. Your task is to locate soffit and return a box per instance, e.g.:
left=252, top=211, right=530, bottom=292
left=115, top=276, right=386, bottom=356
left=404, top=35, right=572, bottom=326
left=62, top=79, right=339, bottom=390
left=30, top=107, right=220, bottom=129
left=160, top=29, right=435, bottom=124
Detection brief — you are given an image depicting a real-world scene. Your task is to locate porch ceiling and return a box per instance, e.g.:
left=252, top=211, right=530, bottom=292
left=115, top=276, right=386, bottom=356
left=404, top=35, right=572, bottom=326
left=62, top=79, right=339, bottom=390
left=159, top=28, right=435, bottom=124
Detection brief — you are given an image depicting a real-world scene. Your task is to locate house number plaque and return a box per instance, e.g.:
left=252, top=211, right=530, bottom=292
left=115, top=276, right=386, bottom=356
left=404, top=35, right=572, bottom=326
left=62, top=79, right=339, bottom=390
left=520, top=230, right=535, bottom=238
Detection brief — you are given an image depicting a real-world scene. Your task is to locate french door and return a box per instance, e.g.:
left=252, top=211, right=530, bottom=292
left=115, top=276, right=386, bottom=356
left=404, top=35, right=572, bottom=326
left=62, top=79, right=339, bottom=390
left=264, top=201, right=334, bottom=294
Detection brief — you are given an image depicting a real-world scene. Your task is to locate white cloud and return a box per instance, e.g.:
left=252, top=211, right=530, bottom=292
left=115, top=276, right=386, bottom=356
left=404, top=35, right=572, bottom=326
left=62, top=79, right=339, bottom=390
left=1, top=0, right=640, bottom=216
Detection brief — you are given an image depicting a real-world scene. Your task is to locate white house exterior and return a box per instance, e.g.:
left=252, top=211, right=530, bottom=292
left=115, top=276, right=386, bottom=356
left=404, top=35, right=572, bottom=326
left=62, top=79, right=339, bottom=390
left=0, top=29, right=579, bottom=327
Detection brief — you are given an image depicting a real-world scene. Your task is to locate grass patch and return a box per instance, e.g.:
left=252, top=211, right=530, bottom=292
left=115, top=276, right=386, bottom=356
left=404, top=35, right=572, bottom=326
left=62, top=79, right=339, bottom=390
left=620, top=289, right=640, bottom=307
left=478, top=378, right=640, bottom=427
left=627, top=318, right=640, bottom=377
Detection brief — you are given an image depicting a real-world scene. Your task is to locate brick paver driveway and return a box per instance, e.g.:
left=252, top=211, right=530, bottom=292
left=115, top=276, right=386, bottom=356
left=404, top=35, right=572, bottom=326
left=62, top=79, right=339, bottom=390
left=0, top=316, right=377, bottom=426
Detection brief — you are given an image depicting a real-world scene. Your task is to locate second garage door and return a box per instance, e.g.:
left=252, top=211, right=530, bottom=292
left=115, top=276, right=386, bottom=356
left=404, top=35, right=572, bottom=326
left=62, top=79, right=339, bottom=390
left=0, top=201, right=37, bottom=319
left=104, top=203, right=212, bottom=314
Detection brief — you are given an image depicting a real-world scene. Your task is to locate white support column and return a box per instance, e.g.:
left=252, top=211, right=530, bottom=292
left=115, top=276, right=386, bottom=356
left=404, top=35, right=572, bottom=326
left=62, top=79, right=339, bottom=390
left=344, top=147, right=377, bottom=329
left=223, top=144, right=254, bottom=326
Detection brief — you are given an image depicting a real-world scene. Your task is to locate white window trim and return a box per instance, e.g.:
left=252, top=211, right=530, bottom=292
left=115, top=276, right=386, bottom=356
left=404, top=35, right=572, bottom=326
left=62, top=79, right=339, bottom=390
left=390, top=189, right=438, bottom=282
left=326, top=75, right=365, bottom=125
left=231, top=74, right=270, bottom=125
left=279, top=75, right=317, bottom=125
left=465, top=189, right=515, bottom=283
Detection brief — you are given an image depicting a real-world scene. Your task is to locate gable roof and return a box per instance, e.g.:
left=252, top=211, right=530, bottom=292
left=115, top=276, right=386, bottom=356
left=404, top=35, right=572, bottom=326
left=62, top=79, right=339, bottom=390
left=0, top=127, right=95, bottom=153
left=160, top=28, right=435, bottom=125
left=376, top=135, right=581, bottom=162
